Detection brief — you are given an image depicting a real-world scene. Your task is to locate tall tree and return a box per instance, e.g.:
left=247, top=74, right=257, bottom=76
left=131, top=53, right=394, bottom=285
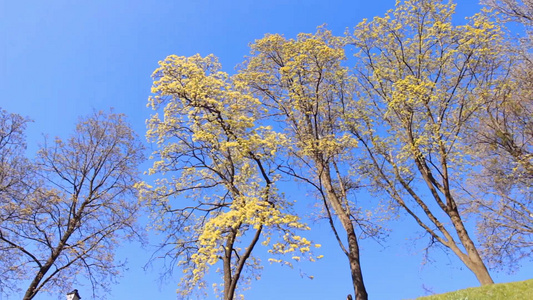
left=236, top=28, right=370, bottom=300
left=347, top=0, right=507, bottom=285
left=0, top=110, right=145, bottom=299
left=145, top=54, right=319, bottom=300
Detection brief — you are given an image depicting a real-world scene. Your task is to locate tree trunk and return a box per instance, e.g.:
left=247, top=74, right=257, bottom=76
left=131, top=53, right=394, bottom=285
left=223, top=228, right=238, bottom=300
left=23, top=254, right=55, bottom=300
left=23, top=224, right=75, bottom=300
left=411, top=140, right=494, bottom=286
left=346, top=221, right=368, bottom=300
left=319, top=164, right=368, bottom=300
left=23, top=271, right=45, bottom=300
left=448, top=209, right=494, bottom=285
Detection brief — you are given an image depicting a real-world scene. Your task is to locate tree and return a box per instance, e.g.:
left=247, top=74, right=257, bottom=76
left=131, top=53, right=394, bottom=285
left=236, top=28, right=371, bottom=300
left=469, top=50, right=532, bottom=269
left=471, top=0, right=533, bottom=269
left=0, top=109, right=33, bottom=295
left=0, top=109, right=31, bottom=196
left=346, top=0, right=508, bottom=285
left=0, top=110, right=145, bottom=299
left=482, top=0, right=533, bottom=22
left=145, top=54, right=319, bottom=300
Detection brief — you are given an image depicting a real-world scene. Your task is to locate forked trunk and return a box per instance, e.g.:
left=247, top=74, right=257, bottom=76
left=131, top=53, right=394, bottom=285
left=223, top=225, right=263, bottom=300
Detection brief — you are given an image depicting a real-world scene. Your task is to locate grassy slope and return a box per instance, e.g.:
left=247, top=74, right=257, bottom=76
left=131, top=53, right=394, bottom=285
left=415, top=279, right=533, bottom=300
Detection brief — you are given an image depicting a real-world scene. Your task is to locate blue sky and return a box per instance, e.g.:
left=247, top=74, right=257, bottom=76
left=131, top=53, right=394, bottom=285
left=1, top=1, right=531, bottom=299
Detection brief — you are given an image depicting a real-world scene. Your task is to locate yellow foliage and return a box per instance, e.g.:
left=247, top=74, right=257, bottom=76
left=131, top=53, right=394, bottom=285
left=145, top=50, right=322, bottom=299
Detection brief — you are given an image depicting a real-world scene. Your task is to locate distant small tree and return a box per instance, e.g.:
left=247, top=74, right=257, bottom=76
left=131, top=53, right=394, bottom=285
left=0, top=110, right=145, bottom=299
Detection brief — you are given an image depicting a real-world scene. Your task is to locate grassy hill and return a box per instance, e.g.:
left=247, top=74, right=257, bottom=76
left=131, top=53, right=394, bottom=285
left=415, top=279, right=533, bottom=300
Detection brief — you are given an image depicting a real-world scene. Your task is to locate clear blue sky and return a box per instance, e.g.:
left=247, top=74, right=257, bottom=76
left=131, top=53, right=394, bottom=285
left=1, top=1, right=531, bottom=299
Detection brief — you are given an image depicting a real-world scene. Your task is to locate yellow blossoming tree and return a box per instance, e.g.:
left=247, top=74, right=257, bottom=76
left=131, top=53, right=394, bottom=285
left=346, top=0, right=507, bottom=286
left=145, top=54, right=319, bottom=300
left=236, top=28, right=374, bottom=300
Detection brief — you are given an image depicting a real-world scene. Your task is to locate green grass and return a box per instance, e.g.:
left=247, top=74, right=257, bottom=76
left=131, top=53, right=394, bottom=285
left=415, top=279, right=533, bottom=300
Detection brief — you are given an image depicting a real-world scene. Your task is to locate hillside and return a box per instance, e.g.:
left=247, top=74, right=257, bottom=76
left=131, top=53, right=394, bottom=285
left=416, top=279, right=533, bottom=300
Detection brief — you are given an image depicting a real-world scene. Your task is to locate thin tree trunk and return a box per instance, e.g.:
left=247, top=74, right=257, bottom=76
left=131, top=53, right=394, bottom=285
left=223, top=228, right=238, bottom=300
left=23, top=269, right=47, bottom=300
left=346, top=221, right=368, bottom=300
left=319, top=164, right=368, bottom=300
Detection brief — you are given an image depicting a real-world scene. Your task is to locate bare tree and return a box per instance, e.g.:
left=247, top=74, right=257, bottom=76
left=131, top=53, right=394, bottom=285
left=471, top=61, right=532, bottom=265
left=0, top=108, right=33, bottom=295
left=471, top=0, right=533, bottom=269
left=482, top=0, right=533, bottom=23
left=0, top=110, right=145, bottom=299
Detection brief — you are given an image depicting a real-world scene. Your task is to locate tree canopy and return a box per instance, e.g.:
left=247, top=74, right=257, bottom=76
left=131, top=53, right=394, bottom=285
left=142, top=1, right=532, bottom=299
